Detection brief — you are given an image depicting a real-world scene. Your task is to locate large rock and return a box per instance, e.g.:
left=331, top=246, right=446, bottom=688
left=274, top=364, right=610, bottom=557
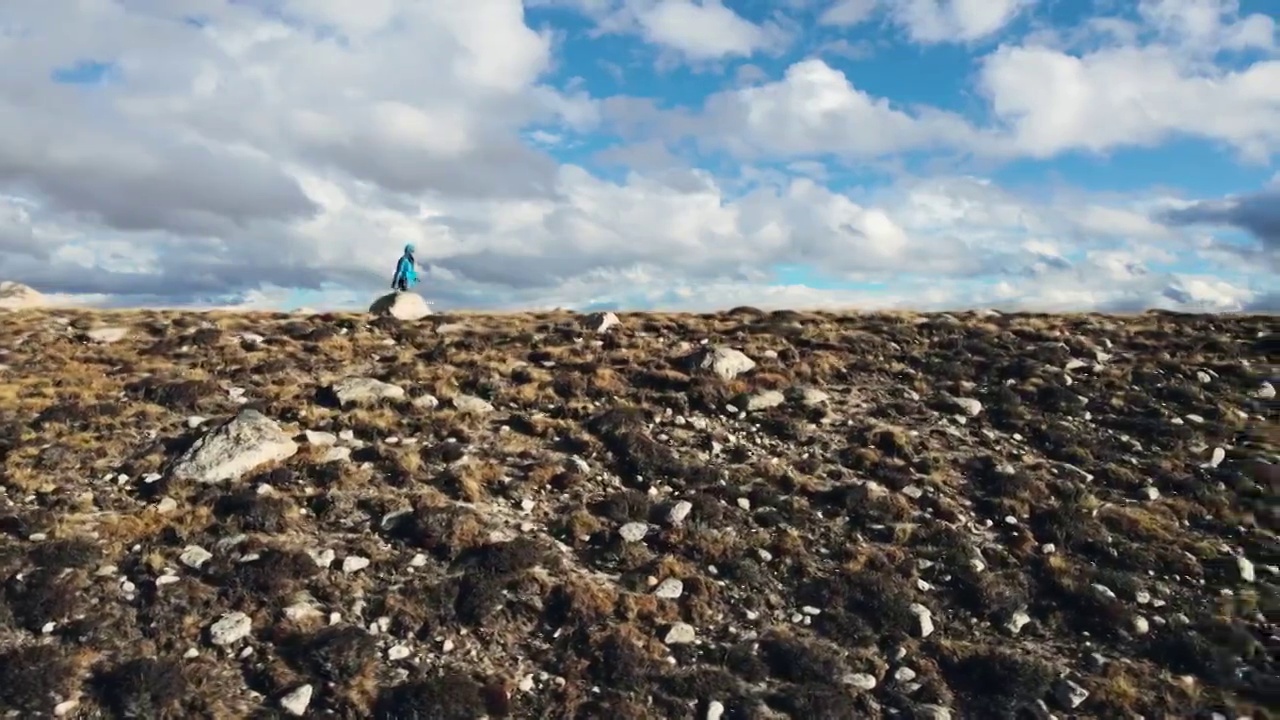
left=170, top=409, right=298, bottom=484
left=685, top=346, right=756, bottom=380
left=369, top=291, right=431, bottom=320
left=328, top=377, right=405, bottom=407
left=582, top=311, right=620, bottom=333
left=0, top=281, right=45, bottom=310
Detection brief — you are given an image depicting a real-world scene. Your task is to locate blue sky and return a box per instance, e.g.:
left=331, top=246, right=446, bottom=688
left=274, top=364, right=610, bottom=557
left=8, top=0, right=1279, bottom=312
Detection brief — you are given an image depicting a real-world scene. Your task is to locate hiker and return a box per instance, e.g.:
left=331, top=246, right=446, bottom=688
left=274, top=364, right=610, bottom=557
left=391, top=243, right=419, bottom=292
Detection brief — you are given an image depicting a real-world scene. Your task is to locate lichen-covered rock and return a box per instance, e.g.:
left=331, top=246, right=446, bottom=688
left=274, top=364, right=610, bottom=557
left=369, top=291, right=431, bottom=320
left=169, top=409, right=298, bottom=484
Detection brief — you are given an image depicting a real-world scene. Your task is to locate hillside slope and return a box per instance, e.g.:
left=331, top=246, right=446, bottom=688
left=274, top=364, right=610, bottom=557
left=0, top=308, right=1275, bottom=719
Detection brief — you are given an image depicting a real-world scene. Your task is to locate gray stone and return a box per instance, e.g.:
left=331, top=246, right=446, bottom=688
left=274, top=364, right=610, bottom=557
left=369, top=291, right=431, bottom=320
left=844, top=673, right=877, bottom=690
left=451, top=394, right=494, bottom=413
left=280, top=684, right=313, bottom=716
left=86, top=326, right=129, bottom=344
left=170, top=409, right=298, bottom=484
left=209, top=612, right=252, bottom=646
left=687, top=346, right=755, bottom=380
left=619, top=522, right=648, bottom=542
left=787, top=386, right=830, bottom=407
left=654, top=578, right=684, bottom=599
left=1052, top=679, right=1089, bottom=709
left=741, top=390, right=785, bottom=412
left=329, top=377, right=405, bottom=407
left=180, top=545, right=213, bottom=570
left=666, top=500, right=693, bottom=526
left=663, top=622, right=697, bottom=645
left=583, top=311, right=620, bottom=333
left=908, top=603, right=935, bottom=637
left=948, top=397, right=983, bottom=416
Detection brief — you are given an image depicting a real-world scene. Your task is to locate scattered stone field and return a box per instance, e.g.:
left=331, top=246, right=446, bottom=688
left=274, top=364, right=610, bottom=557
left=0, top=307, right=1274, bottom=719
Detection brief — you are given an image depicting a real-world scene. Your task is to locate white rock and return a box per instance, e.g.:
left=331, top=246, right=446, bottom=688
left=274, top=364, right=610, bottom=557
left=688, top=346, right=755, bottom=380
left=186, top=416, right=207, bottom=428
left=342, top=555, right=370, bottom=573
left=304, top=430, right=337, bottom=446
left=949, top=397, right=983, bottom=416
left=663, top=622, right=697, bottom=645
left=1238, top=556, right=1256, bottom=582
left=451, top=394, right=494, bottom=413
left=1207, top=447, right=1226, bottom=468
left=280, top=684, right=313, bottom=716
left=209, top=612, right=252, bottom=646
left=787, top=386, right=831, bottom=407
left=169, top=409, right=298, bottom=484
left=1139, top=486, right=1160, bottom=501
left=179, top=545, right=213, bottom=571
left=1255, top=381, right=1275, bottom=399
left=284, top=603, right=323, bottom=622
left=1132, top=616, right=1149, bottom=634
left=155, top=497, right=178, bottom=514
left=618, top=522, right=648, bottom=542
left=86, top=326, right=129, bottom=344
left=306, top=548, right=335, bottom=569
left=329, top=377, right=405, bottom=407
left=742, top=390, right=785, bottom=412
left=705, top=701, right=725, bottom=720
left=908, top=603, right=935, bottom=637
left=582, top=311, right=620, bottom=333
left=666, top=500, right=693, bottom=525
left=53, top=700, right=79, bottom=717
left=388, top=645, right=411, bottom=661
left=654, top=578, right=684, bottom=599
left=1053, top=679, right=1089, bottom=709
left=322, top=446, right=351, bottom=463
left=844, top=673, right=877, bottom=691
left=413, top=394, right=440, bottom=410
left=369, top=291, right=431, bottom=320
left=1006, top=610, right=1031, bottom=635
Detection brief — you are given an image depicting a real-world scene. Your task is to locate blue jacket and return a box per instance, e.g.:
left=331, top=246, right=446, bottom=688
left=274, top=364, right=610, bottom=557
left=392, top=253, right=418, bottom=288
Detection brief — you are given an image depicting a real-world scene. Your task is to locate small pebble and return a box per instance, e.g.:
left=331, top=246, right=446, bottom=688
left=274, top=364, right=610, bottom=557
left=342, top=555, right=370, bottom=573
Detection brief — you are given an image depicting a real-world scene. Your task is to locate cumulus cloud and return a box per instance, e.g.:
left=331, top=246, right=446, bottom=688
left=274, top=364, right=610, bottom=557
left=0, top=0, right=1273, bottom=313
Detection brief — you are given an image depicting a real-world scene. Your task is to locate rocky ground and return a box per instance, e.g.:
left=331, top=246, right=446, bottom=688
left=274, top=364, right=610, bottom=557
left=0, top=306, right=1275, bottom=720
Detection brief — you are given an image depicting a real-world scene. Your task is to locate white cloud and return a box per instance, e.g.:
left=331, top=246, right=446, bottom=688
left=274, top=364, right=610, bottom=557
left=636, top=0, right=784, bottom=59
left=890, top=0, right=1035, bottom=43
left=978, top=44, right=1280, bottom=160
left=0, top=0, right=1273, bottom=315
left=820, top=0, right=879, bottom=27
left=696, top=59, right=986, bottom=158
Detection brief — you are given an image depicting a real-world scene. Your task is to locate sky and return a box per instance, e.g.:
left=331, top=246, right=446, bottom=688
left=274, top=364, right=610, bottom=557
left=0, top=0, right=1277, bottom=313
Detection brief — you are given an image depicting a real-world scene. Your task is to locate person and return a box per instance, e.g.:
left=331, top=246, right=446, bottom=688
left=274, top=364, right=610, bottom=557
left=391, top=243, right=419, bottom=292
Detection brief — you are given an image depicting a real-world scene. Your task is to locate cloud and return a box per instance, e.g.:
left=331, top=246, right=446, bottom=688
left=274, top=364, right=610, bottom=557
left=1156, top=187, right=1280, bottom=269
left=0, top=0, right=1273, bottom=315
left=694, top=59, right=987, bottom=158
left=890, top=0, right=1035, bottom=43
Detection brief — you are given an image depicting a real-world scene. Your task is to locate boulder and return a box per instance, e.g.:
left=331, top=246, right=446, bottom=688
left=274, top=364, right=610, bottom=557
left=169, top=409, right=298, bottom=484
left=369, top=291, right=431, bottom=320
left=582, top=311, right=620, bottom=333
left=685, top=346, right=756, bottom=380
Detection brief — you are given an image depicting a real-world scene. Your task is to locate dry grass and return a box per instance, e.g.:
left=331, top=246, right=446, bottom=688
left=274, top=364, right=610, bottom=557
left=0, top=306, right=1275, bottom=718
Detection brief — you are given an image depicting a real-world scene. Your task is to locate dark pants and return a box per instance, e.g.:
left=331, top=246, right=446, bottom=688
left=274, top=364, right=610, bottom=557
left=394, top=277, right=408, bottom=292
